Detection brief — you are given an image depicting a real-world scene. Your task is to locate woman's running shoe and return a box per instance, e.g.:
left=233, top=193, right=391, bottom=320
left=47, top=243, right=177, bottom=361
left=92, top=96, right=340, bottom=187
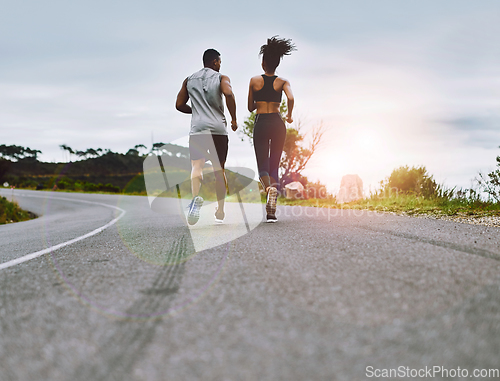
left=266, top=214, right=278, bottom=223
left=266, top=186, right=278, bottom=216
left=187, top=196, right=203, bottom=225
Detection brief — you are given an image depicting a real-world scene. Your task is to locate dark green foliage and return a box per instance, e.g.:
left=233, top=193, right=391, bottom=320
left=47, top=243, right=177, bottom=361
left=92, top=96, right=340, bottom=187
left=0, top=158, right=11, bottom=182
left=122, top=174, right=146, bottom=193
left=53, top=177, right=120, bottom=193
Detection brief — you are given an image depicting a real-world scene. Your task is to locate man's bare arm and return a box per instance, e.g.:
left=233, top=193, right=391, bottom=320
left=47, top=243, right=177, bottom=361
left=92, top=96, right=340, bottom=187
left=221, top=75, right=237, bottom=131
left=175, top=78, right=192, bottom=114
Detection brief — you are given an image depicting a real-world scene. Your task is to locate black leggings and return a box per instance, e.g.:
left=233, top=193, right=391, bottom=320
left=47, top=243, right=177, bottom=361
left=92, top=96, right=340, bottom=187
left=253, top=113, right=286, bottom=190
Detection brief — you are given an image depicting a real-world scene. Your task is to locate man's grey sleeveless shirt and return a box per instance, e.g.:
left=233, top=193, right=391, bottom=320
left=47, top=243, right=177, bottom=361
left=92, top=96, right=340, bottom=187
left=187, top=68, right=227, bottom=136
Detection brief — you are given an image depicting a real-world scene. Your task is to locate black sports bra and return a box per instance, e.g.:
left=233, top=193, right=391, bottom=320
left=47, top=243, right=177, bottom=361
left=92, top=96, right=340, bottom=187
left=253, top=75, right=282, bottom=103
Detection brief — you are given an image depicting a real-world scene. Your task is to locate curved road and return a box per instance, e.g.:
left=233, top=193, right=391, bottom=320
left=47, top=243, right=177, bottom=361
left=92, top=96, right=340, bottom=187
left=1, top=189, right=499, bottom=380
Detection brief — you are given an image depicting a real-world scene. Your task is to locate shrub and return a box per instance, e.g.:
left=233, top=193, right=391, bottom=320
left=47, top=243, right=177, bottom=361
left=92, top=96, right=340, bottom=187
left=379, top=165, right=439, bottom=199
left=0, top=196, right=35, bottom=224
left=477, top=148, right=500, bottom=203
left=84, top=182, right=98, bottom=192
left=306, top=180, right=330, bottom=199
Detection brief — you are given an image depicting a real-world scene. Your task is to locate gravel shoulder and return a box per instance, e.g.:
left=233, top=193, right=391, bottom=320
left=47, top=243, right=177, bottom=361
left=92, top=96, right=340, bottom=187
left=397, top=212, right=500, bottom=228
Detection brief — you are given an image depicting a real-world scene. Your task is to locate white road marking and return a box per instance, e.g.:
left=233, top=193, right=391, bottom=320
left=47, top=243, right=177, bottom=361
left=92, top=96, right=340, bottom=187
left=0, top=193, right=126, bottom=271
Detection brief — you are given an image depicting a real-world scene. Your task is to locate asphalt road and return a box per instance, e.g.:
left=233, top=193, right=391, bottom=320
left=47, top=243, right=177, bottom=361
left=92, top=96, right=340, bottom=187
left=1, top=189, right=499, bottom=381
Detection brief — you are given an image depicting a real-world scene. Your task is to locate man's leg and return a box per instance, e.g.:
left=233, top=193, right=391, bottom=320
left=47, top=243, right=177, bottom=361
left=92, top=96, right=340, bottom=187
left=213, top=161, right=227, bottom=213
left=185, top=136, right=206, bottom=225
left=210, top=135, right=229, bottom=221
left=191, top=158, right=205, bottom=197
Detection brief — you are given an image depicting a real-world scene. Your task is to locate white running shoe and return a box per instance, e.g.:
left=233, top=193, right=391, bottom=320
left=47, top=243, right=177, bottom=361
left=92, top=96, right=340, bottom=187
left=187, top=196, right=203, bottom=225
left=215, top=207, right=225, bottom=224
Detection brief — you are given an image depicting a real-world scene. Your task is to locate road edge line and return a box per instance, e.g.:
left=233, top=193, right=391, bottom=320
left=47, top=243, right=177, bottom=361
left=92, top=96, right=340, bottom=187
left=0, top=193, right=126, bottom=271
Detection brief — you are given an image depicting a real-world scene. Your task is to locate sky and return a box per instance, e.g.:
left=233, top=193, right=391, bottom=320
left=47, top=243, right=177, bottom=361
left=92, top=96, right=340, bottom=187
left=1, top=0, right=500, bottom=193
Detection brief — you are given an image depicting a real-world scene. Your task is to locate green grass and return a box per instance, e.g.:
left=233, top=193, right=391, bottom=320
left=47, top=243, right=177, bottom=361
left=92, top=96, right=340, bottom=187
left=278, top=193, right=500, bottom=217
left=0, top=196, right=37, bottom=224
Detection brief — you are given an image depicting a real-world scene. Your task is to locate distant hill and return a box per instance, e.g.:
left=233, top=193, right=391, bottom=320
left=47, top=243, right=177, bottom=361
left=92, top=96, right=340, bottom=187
left=1, top=143, right=191, bottom=192
left=1, top=143, right=257, bottom=199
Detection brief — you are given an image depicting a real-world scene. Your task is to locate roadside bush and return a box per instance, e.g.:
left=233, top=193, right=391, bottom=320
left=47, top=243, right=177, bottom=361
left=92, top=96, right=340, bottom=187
left=3, top=175, right=38, bottom=189
left=0, top=196, right=35, bottom=224
left=379, top=166, right=439, bottom=199
left=84, top=182, right=98, bottom=192
left=306, top=180, right=331, bottom=199
left=99, top=183, right=120, bottom=193
left=57, top=176, right=75, bottom=190
left=477, top=147, right=500, bottom=203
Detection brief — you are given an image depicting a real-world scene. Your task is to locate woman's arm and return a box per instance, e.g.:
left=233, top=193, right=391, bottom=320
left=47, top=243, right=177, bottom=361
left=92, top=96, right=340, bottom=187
left=283, top=80, right=294, bottom=123
left=248, top=79, right=256, bottom=112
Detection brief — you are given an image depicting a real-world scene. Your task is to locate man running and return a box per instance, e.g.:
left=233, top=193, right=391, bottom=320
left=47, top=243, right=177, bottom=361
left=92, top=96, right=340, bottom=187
left=176, top=48, right=237, bottom=225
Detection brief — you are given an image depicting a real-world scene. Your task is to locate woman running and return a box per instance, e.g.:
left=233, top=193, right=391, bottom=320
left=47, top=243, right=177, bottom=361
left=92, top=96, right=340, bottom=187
left=248, top=36, right=296, bottom=222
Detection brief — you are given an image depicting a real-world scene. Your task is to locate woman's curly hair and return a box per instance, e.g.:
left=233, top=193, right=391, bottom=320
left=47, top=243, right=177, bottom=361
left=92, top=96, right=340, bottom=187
left=260, top=36, right=296, bottom=71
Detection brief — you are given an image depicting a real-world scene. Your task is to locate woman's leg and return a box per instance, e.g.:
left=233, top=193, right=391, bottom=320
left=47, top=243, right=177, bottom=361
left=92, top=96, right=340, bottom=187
left=268, top=117, right=286, bottom=190
left=253, top=116, right=272, bottom=191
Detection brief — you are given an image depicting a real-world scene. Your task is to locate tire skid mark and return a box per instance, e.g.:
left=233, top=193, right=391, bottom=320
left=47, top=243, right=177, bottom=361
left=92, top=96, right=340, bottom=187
left=357, top=226, right=500, bottom=261
left=71, top=234, right=193, bottom=381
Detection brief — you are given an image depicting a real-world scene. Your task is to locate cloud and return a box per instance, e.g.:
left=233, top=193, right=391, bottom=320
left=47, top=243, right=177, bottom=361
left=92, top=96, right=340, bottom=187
left=437, top=115, right=500, bottom=149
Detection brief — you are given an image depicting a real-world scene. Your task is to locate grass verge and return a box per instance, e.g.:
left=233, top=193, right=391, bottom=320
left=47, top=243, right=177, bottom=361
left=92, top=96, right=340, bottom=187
left=0, top=196, right=37, bottom=224
left=279, top=194, right=500, bottom=217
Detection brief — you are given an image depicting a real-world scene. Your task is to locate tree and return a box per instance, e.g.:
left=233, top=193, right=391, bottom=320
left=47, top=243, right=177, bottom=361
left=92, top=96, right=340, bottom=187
left=240, top=101, right=325, bottom=188
left=0, top=144, right=41, bottom=161
left=280, top=119, right=324, bottom=188
left=76, top=150, right=87, bottom=159
left=0, top=144, right=23, bottom=161
left=126, top=148, right=139, bottom=156
left=151, top=142, right=166, bottom=156
left=59, top=144, right=75, bottom=162
left=24, top=147, right=42, bottom=160
left=85, top=148, right=100, bottom=158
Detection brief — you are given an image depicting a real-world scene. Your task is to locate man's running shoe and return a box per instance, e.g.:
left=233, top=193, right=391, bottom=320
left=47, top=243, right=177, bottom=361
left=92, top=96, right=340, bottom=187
left=266, top=186, right=278, bottom=215
left=215, top=207, right=225, bottom=224
left=266, top=214, right=278, bottom=223
left=187, top=196, right=203, bottom=225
